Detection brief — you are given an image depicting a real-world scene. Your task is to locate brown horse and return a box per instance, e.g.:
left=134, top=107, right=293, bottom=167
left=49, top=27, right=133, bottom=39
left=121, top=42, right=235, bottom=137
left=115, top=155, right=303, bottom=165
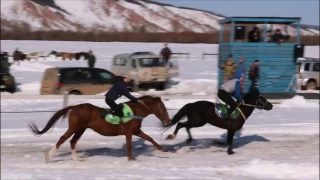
left=28, top=96, right=171, bottom=162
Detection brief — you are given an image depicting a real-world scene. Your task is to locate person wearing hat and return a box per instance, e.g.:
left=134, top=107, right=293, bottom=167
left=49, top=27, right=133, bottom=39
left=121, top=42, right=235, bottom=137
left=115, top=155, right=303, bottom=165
left=217, top=72, right=244, bottom=120
left=219, top=54, right=237, bottom=83
left=104, top=75, right=139, bottom=117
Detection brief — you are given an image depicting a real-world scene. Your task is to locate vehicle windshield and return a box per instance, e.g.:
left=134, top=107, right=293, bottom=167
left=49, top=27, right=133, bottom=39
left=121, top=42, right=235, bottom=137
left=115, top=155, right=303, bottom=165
left=139, top=58, right=165, bottom=67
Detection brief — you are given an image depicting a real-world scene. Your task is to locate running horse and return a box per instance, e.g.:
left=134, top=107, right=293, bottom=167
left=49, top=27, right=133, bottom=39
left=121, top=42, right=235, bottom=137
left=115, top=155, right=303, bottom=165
left=162, top=88, right=273, bottom=155
left=28, top=96, right=171, bottom=161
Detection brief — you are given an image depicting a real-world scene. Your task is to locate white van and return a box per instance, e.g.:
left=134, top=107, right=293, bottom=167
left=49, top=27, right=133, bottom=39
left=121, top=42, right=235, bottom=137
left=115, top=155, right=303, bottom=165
left=111, top=51, right=179, bottom=91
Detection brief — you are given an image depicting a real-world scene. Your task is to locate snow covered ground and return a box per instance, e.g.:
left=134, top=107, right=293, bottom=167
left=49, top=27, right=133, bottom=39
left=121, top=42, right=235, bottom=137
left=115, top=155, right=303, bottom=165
left=1, top=92, right=319, bottom=179
left=1, top=40, right=319, bottom=95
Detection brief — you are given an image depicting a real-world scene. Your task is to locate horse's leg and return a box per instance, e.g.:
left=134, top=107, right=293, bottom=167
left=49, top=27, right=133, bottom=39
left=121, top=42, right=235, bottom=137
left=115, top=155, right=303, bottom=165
left=226, top=130, right=235, bottom=155
left=185, top=126, right=193, bottom=144
left=125, top=132, right=135, bottom=161
left=70, top=128, right=86, bottom=161
left=135, top=130, right=167, bottom=152
left=165, top=122, right=186, bottom=140
left=46, top=129, right=74, bottom=162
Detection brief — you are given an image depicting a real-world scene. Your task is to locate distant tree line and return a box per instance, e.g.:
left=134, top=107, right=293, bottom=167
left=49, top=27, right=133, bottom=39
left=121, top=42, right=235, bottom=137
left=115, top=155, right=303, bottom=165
left=1, top=26, right=319, bottom=45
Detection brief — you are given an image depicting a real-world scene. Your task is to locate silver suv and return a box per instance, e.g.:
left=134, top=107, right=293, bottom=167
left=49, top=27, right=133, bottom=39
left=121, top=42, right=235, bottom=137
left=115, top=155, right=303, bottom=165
left=296, top=57, right=320, bottom=90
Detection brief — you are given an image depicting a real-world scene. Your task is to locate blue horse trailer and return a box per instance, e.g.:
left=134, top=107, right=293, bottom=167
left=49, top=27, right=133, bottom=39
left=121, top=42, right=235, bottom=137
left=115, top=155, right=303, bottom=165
left=218, top=17, right=303, bottom=93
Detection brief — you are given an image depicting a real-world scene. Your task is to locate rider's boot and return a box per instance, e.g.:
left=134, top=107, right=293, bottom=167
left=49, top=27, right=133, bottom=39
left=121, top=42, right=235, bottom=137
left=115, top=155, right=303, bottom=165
left=226, top=109, right=233, bottom=124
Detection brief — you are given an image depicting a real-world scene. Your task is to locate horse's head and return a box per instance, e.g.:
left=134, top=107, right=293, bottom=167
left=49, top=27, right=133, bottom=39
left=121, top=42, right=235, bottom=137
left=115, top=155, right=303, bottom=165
left=243, top=88, right=273, bottom=111
left=139, top=95, right=171, bottom=125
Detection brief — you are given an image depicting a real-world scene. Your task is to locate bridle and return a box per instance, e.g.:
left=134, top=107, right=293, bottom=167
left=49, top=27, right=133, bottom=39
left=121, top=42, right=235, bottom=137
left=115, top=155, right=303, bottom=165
left=241, top=95, right=266, bottom=110
left=140, top=98, right=168, bottom=125
left=235, top=95, right=266, bottom=121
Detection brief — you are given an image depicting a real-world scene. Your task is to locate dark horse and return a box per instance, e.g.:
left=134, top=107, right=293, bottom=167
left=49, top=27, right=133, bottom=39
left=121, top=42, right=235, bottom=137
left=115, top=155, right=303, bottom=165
left=28, top=96, right=171, bottom=161
left=163, top=88, right=273, bottom=155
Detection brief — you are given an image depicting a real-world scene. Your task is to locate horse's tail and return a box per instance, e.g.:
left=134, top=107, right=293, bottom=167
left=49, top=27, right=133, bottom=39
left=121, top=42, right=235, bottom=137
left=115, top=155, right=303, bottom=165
left=161, top=103, right=189, bottom=134
left=28, top=106, right=74, bottom=136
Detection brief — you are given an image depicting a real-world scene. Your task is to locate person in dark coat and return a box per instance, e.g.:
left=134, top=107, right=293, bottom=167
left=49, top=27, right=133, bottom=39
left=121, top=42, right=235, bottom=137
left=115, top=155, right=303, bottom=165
left=105, top=75, right=139, bottom=117
left=160, top=43, right=172, bottom=65
left=248, top=27, right=261, bottom=42
left=272, top=29, right=290, bottom=45
left=88, top=50, right=96, bottom=68
left=248, top=60, right=260, bottom=92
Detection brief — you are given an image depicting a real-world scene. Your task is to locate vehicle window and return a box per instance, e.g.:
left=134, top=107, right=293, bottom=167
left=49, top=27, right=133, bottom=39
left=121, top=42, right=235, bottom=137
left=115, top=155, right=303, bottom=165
left=61, top=69, right=93, bottom=83
left=139, top=58, right=165, bottom=67
left=304, top=63, right=310, bottom=71
left=132, top=59, right=136, bottom=68
left=113, top=58, right=126, bottom=66
left=313, top=63, right=320, bottom=72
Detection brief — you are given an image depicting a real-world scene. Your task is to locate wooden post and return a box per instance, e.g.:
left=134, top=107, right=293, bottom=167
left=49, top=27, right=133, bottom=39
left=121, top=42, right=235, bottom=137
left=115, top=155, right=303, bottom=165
left=63, top=91, right=68, bottom=108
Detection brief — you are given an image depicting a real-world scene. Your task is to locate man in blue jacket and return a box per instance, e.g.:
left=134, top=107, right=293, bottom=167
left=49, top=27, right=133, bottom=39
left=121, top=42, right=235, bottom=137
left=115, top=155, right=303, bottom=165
left=217, top=72, right=244, bottom=120
left=105, top=75, right=139, bottom=117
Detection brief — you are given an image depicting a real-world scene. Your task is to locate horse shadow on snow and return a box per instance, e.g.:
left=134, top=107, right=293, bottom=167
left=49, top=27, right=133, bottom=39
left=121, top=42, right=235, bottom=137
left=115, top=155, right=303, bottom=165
left=56, top=131, right=269, bottom=159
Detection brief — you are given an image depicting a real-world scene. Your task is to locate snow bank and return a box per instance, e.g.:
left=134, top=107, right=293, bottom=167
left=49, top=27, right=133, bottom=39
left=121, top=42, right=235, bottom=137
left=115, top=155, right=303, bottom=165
left=16, top=81, right=41, bottom=94
left=279, top=95, right=319, bottom=108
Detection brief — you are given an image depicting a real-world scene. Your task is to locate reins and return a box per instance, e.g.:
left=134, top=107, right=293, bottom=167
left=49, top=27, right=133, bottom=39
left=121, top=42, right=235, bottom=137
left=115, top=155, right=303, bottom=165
left=237, top=96, right=265, bottom=121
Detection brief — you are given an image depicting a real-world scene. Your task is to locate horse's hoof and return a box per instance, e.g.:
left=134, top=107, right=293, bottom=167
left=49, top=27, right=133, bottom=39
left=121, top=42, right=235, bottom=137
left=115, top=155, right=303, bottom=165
left=128, top=157, right=136, bottom=161
left=165, top=135, right=174, bottom=140
left=45, top=153, right=50, bottom=163
left=227, top=150, right=234, bottom=155
left=161, top=147, right=168, bottom=152
left=185, top=139, right=192, bottom=144
left=77, top=157, right=85, bottom=162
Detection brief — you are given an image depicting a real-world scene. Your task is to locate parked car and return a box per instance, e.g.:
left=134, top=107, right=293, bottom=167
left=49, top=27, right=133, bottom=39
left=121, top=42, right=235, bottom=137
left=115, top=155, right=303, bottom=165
left=296, top=57, right=320, bottom=90
left=111, top=51, right=179, bottom=91
left=0, top=52, right=16, bottom=93
left=40, top=67, right=117, bottom=95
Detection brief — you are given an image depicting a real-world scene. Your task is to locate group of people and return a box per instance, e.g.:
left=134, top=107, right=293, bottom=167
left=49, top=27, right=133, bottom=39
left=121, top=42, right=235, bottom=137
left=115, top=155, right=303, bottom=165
left=248, top=26, right=290, bottom=44
left=220, top=54, right=260, bottom=92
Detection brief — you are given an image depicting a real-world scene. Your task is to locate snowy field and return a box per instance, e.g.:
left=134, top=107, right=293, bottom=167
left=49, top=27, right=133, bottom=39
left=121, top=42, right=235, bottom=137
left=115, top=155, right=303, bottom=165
left=1, top=40, right=319, bottom=179
left=1, top=40, right=319, bottom=95
left=1, top=94, right=319, bottom=179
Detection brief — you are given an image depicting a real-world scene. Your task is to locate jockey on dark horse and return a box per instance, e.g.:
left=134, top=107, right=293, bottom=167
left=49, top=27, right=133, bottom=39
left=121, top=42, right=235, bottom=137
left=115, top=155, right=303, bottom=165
left=105, top=75, right=141, bottom=117
left=217, top=72, right=244, bottom=120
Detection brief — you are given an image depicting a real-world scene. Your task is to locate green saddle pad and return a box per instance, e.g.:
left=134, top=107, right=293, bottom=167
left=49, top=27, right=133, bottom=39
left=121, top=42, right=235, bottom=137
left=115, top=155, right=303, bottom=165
left=105, top=104, right=134, bottom=124
left=214, top=103, right=241, bottom=119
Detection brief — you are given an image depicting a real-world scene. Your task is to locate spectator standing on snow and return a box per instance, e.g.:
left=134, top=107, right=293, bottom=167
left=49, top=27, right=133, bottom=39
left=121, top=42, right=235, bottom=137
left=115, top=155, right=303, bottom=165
left=88, top=50, right=96, bottom=68
left=160, top=43, right=172, bottom=65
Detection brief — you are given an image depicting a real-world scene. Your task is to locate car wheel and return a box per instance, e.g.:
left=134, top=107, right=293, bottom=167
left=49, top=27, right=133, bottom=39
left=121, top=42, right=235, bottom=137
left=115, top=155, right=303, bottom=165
left=8, top=87, right=16, bottom=94
left=306, top=80, right=317, bottom=90
left=69, top=90, right=81, bottom=95
left=157, top=83, right=165, bottom=91
left=132, top=83, right=139, bottom=92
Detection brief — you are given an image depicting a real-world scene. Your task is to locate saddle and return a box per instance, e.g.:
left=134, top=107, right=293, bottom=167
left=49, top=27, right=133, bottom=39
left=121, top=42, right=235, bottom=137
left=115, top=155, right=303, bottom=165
left=213, top=103, right=241, bottom=119
left=101, top=103, right=137, bottom=125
